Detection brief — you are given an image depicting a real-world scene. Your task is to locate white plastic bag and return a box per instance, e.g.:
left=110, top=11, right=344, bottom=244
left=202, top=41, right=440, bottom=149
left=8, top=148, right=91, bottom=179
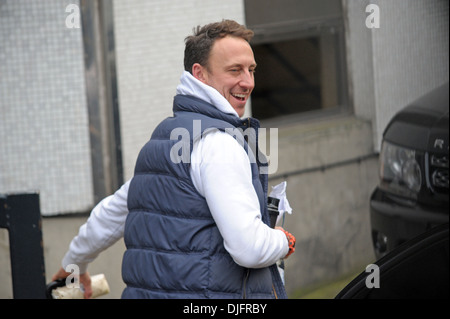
left=269, top=181, right=292, bottom=226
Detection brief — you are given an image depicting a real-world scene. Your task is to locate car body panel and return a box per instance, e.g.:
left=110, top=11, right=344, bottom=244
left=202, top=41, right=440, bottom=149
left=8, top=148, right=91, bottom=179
left=336, top=223, right=449, bottom=299
left=384, top=83, right=449, bottom=153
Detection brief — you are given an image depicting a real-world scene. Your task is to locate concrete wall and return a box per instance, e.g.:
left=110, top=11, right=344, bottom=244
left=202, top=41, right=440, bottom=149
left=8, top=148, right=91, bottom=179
left=0, top=216, right=126, bottom=299
left=41, top=216, right=127, bottom=299
left=268, top=116, right=377, bottom=294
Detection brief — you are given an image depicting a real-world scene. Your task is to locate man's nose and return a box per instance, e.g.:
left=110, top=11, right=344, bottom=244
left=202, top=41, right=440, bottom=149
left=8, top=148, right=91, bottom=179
left=239, top=70, right=254, bottom=90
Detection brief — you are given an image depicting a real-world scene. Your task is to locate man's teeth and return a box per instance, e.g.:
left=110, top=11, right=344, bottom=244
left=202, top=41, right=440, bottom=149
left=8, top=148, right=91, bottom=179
left=232, top=93, right=246, bottom=99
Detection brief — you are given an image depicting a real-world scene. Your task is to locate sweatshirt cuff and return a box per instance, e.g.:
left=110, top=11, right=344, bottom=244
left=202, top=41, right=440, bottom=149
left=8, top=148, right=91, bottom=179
left=62, top=252, right=89, bottom=274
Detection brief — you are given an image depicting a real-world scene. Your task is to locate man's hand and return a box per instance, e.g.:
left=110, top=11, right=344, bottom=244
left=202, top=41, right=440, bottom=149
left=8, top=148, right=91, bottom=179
left=51, top=267, right=93, bottom=299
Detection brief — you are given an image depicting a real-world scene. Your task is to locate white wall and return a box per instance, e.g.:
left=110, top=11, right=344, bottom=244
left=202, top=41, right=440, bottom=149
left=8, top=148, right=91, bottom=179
left=371, top=0, right=448, bottom=150
left=344, top=0, right=449, bottom=152
left=0, top=0, right=94, bottom=215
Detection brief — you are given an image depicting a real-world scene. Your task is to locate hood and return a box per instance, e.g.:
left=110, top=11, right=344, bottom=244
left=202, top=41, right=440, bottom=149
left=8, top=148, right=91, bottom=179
left=384, top=83, right=449, bottom=153
left=175, top=71, right=239, bottom=118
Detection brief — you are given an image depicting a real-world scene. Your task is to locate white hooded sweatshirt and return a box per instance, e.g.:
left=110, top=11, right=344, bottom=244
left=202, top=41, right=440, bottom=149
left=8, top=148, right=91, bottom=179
left=62, top=71, right=288, bottom=274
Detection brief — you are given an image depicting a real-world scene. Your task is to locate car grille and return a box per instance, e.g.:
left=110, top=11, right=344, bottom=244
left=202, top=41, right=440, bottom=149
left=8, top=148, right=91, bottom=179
left=429, top=154, right=449, bottom=192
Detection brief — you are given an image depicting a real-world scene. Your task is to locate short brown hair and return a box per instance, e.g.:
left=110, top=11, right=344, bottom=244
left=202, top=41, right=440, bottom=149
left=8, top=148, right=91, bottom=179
left=184, top=20, right=254, bottom=74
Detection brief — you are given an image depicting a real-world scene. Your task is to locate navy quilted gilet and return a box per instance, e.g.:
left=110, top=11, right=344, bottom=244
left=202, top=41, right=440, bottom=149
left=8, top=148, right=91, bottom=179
left=121, top=95, right=287, bottom=299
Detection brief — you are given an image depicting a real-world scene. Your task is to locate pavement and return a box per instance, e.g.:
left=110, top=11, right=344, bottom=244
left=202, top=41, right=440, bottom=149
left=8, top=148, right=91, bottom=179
left=290, top=272, right=360, bottom=299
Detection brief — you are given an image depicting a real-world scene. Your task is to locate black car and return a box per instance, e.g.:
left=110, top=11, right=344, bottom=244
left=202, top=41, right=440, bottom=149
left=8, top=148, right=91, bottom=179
left=336, top=223, right=449, bottom=299
left=370, top=83, right=449, bottom=259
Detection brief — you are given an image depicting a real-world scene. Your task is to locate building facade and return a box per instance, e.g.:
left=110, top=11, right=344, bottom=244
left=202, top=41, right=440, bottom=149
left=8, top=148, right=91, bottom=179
left=1, top=0, right=448, bottom=297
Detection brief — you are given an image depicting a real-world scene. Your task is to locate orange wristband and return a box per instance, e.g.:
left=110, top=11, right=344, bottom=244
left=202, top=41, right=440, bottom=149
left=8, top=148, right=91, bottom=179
left=279, top=228, right=296, bottom=258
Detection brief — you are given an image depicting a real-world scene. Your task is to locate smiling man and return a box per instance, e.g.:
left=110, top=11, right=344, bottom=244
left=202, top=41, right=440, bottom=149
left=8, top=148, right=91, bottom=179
left=53, top=20, right=295, bottom=299
left=191, top=33, right=256, bottom=117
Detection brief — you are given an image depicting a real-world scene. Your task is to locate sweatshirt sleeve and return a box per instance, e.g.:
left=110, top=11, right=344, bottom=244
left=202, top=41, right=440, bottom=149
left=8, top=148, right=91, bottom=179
left=61, top=180, right=130, bottom=273
left=190, top=130, right=288, bottom=268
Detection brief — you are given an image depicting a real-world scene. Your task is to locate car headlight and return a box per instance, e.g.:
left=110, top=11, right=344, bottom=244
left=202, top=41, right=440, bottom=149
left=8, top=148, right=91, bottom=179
left=379, top=141, right=422, bottom=198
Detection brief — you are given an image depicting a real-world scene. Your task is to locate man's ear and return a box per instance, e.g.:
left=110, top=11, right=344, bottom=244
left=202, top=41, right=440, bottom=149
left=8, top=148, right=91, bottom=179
left=192, top=63, right=208, bottom=84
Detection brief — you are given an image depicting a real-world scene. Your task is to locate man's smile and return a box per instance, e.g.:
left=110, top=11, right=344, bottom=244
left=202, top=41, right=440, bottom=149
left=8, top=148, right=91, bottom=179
left=230, top=92, right=248, bottom=102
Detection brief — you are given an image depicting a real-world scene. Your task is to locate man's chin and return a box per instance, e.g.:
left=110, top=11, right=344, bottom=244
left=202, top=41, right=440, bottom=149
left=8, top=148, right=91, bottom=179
left=233, top=105, right=246, bottom=117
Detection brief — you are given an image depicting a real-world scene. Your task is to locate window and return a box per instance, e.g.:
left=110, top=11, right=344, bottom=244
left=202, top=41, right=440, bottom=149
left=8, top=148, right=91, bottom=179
left=245, top=0, right=349, bottom=122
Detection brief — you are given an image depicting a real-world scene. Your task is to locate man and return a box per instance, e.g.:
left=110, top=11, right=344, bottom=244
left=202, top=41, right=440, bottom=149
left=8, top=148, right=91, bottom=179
left=53, top=20, right=295, bottom=299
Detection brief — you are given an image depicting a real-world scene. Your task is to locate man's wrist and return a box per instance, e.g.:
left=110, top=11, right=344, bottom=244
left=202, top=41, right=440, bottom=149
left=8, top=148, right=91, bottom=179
left=279, top=228, right=296, bottom=258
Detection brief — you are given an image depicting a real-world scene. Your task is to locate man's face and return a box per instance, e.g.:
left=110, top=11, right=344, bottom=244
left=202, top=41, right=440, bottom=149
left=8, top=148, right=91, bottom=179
left=193, top=36, right=256, bottom=117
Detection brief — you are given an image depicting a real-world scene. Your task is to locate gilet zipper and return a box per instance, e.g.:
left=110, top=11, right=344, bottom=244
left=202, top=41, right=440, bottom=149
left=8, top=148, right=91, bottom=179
left=242, top=269, right=250, bottom=299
